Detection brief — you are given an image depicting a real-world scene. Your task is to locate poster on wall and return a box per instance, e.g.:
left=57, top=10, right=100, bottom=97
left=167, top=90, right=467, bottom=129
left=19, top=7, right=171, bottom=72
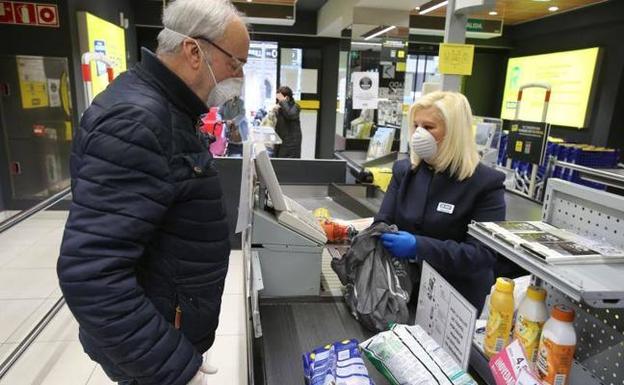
left=16, top=55, right=49, bottom=109
left=352, top=71, right=378, bottom=110
left=77, top=12, right=127, bottom=100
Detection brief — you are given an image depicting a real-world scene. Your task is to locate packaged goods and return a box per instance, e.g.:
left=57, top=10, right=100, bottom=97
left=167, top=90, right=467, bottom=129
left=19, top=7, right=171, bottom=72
left=536, top=305, right=577, bottom=385
left=303, top=339, right=374, bottom=385
left=484, top=278, right=515, bottom=358
left=514, top=286, right=549, bottom=364
left=360, top=324, right=477, bottom=385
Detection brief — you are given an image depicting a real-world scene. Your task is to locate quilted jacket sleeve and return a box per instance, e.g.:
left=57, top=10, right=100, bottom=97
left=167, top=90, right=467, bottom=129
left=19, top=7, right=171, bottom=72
left=57, top=106, right=202, bottom=385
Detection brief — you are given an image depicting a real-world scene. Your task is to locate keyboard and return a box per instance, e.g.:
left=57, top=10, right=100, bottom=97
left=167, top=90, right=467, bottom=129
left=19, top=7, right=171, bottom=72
left=276, top=195, right=328, bottom=245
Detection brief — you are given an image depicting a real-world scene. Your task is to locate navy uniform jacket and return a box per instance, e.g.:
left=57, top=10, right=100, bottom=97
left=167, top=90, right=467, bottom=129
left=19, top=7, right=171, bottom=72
left=375, top=158, right=506, bottom=311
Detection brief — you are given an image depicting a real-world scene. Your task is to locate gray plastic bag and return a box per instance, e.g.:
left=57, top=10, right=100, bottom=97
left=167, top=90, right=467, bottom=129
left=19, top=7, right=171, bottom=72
left=331, top=222, right=411, bottom=332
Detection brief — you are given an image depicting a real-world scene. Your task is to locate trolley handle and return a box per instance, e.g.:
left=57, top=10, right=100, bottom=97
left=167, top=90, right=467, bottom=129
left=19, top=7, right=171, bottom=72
left=515, top=83, right=552, bottom=122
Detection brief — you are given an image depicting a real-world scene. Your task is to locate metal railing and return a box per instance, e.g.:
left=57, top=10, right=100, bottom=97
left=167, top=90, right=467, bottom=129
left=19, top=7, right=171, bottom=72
left=0, top=187, right=71, bottom=379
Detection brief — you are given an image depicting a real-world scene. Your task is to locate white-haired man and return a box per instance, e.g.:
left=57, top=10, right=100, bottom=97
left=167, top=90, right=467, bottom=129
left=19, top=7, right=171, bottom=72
left=57, top=1, right=250, bottom=384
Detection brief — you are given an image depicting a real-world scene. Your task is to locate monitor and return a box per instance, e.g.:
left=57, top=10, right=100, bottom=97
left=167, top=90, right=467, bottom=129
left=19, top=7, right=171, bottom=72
left=500, top=47, right=600, bottom=128
left=254, top=142, right=288, bottom=212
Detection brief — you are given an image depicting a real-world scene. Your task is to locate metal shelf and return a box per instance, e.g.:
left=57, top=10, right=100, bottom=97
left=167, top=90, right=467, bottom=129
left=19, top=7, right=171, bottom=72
left=470, top=331, right=602, bottom=385
left=468, top=225, right=624, bottom=308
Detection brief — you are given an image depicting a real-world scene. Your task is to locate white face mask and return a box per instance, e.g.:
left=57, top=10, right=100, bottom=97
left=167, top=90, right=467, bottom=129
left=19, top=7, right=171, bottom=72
left=162, top=28, right=244, bottom=107
left=410, top=126, right=438, bottom=162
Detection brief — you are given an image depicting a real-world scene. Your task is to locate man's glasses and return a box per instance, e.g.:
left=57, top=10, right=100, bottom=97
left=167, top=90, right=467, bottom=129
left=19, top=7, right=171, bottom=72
left=193, top=36, right=246, bottom=73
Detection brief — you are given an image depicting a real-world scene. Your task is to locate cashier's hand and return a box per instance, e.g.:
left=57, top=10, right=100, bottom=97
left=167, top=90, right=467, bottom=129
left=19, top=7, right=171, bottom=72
left=380, top=231, right=418, bottom=260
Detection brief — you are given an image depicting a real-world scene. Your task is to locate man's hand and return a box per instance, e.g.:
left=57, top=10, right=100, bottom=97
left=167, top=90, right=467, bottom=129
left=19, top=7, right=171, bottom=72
left=380, top=231, right=418, bottom=260
left=186, top=360, right=217, bottom=384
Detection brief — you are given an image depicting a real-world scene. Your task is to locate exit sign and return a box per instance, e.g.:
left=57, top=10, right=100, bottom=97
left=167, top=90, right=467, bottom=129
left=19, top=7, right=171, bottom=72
left=0, top=1, right=59, bottom=27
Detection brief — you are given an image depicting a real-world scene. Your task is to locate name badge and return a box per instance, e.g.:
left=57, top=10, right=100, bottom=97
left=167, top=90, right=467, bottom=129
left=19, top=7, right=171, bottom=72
left=437, top=202, right=455, bottom=214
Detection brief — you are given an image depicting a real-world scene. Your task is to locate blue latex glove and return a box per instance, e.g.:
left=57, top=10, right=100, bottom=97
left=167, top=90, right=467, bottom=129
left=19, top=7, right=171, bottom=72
left=380, top=231, right=418, bottom=260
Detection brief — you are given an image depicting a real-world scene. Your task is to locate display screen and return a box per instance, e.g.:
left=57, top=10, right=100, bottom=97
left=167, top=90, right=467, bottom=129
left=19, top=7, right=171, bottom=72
left=77, top=12, right=127, bottom=99
left=500, top=47, right=600, bottom=128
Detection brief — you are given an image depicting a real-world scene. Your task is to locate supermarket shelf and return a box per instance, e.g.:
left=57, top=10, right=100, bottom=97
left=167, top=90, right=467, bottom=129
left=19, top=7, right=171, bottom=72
left=468, top=224, right=624, bottom=308
left=470, top=330, right=602, bottom=385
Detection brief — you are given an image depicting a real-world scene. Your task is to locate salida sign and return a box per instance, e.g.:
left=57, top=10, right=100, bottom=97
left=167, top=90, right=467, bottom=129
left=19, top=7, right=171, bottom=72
left=0, top=1, right=59, bottom=27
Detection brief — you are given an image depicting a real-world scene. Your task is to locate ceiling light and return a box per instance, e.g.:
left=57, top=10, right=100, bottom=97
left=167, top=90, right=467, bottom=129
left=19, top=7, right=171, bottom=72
left=548, top=6, right=559, bottom=11
left=352, top=42, right=382, bottom=47
left=419, top=0, right=448, bottom=15
left=364, top=25, right=396, bottom=41
left=489, top=11, right=498, bottom=15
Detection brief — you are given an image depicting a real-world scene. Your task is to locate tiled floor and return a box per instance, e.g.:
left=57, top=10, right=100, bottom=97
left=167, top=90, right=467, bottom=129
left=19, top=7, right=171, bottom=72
left=0, top=210, right=247, bottom=385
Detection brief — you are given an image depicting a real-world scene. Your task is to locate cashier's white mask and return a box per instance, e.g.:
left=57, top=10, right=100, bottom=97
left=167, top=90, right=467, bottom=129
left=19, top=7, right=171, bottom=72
left=410, top=126, right=438, bottom=162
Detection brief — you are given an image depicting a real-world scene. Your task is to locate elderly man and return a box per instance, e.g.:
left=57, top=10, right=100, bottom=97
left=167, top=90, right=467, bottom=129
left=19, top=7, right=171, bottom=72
left=57, top=1, right=249, bottom=384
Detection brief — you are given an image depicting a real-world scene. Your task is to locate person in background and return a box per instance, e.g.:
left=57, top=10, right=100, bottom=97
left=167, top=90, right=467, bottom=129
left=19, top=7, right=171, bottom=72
left=274, top=86, right=302, bottom=158
left=57, top=0, right=249, bottom=384
left=375, top=91, right=506, bottom=312
left=221, top=96, right=248, bottom=156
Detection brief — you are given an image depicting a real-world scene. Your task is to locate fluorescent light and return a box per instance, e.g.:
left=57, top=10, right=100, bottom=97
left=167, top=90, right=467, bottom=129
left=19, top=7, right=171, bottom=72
left=489, top=11, right=498, bottom=15
left=419, top=0, right=448, bottom=15
left=352, top=42, right=382, bottom=46
left=548, top=6, right=559, bottom=11
left=364, top=25, right=396, bottom=41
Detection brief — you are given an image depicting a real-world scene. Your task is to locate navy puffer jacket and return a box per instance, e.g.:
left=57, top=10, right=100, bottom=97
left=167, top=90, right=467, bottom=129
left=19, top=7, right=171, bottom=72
left=57, top=48, right=231, bottom=385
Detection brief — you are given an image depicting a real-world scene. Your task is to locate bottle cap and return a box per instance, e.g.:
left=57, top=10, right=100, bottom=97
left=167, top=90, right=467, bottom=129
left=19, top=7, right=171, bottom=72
left=495, top=277, right=514, bottom=293
left=527, top=286, right=547, bottom=302
left=552, top=304, right=575, bottom=322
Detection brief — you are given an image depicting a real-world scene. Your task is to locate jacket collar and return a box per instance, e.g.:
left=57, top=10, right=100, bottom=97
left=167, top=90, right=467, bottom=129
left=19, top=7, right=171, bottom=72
left=135, top=47, right=207, bottom=119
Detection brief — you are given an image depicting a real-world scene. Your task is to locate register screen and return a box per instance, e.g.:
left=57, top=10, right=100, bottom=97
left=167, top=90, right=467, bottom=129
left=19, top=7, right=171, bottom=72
left=500, top=47, right=600, bottom=128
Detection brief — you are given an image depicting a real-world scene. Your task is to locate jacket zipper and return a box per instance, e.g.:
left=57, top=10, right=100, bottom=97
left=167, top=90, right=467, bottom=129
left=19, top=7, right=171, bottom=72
left=174, top=305, right=182, bottom=329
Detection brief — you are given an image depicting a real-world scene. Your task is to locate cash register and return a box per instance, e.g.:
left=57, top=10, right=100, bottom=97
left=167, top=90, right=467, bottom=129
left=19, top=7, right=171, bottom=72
left=251, top=143, right=327, bottom=297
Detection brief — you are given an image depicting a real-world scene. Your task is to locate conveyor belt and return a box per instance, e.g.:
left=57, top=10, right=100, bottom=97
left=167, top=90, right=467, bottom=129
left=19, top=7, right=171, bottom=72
left=259, top=298, right=390, bottom=385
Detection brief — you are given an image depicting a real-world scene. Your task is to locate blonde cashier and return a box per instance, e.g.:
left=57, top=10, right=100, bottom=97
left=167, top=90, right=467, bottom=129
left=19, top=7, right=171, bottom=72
left=375, top=91, right=506, bottom=311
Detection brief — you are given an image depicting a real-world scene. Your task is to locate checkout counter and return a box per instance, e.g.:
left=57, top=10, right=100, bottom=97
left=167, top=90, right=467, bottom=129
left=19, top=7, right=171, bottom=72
left=246, top=149, right=543, bottom=385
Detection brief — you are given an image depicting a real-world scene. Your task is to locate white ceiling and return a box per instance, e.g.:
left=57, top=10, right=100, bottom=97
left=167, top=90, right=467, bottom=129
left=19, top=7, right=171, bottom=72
left=354, top=0, right=429, bottom=11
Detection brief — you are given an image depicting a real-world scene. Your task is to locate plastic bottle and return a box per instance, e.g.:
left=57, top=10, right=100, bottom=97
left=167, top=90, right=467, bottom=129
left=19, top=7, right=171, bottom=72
left=484, top=277, right=515, bottom=358
left=514, top=286, right=549, bottom=364
left=536, top=305, right=577, bottom=385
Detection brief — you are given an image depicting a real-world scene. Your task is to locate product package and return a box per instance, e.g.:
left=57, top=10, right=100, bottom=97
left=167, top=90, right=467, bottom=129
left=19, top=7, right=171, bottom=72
left=303, top=339, right=374, bottom=385
left=489, top=339, right=535, bottom=385
left=360, top=324, right=477, bottom=385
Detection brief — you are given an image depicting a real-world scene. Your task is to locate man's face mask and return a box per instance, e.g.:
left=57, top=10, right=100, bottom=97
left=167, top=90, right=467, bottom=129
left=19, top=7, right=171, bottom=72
left=164, top=28, right=244, bottom=107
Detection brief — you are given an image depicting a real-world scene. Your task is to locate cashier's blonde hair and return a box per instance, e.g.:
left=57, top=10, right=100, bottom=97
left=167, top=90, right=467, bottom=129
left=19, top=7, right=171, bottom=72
left=408, top=91, right=479, bottom=181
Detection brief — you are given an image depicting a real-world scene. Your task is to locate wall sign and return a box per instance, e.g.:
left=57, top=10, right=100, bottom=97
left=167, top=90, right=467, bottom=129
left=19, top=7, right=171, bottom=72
left=0, top=1, right=59, bottom=27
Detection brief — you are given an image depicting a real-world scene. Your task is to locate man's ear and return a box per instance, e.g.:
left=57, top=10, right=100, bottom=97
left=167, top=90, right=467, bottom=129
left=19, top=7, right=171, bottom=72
left=182, top=39, right=203, bottom=70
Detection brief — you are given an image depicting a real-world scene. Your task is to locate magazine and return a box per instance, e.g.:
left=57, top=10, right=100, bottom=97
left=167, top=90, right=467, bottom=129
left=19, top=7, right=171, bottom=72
left=474, top=221, right=624, bottom=265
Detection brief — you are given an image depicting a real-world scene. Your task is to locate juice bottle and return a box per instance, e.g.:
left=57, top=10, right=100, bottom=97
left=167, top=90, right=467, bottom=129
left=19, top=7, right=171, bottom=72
left=514, top=286, right=549, bottom=364
left=484, top=277, right=515, bottom=358
left=537, top=305, right=577, bottom=385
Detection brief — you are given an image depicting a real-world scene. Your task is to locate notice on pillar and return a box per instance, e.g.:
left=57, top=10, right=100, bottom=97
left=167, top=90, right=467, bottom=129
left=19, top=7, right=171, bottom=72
left=415, top=262, right=477, bottom=370
left=352, top=71, right=379, bottom=110
left=439, top=43, right=475, bottom=76
left=16, top=55, right=49, bottom=109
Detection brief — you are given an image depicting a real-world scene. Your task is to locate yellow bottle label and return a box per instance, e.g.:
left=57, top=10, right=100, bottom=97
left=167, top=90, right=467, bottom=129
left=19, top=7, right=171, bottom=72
left=514, top=315, right=544, bottom=363
left=485, top=307, right=514, bottom=356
